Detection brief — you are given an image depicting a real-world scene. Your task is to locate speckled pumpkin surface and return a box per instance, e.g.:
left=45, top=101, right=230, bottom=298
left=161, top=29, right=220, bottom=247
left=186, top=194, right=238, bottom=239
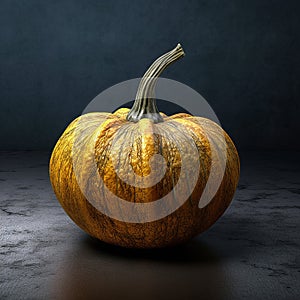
left=49, top=44, right=240, bottom=248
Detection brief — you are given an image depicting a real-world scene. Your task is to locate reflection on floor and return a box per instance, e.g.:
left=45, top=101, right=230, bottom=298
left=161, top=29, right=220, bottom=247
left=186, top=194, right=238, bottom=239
left=0, top=151, right=299, bottom=300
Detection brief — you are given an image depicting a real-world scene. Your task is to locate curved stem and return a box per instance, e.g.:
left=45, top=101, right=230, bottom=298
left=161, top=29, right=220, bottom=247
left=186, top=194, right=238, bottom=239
left=127, top=43, right=185, bottom=123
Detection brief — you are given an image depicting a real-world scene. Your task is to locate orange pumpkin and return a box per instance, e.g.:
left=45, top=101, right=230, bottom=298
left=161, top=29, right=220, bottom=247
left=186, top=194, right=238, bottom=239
left=49, top=44, right=240, bottom=248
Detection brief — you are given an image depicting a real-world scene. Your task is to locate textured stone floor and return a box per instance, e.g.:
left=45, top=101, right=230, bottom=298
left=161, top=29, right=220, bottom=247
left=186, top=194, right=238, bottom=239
left=0, top=151, right=299, bottom=300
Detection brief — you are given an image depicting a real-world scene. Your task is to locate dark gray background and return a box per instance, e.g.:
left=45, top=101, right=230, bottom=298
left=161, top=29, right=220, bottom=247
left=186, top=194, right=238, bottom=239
left=0, top=0, right=299, bottom=150
left=1, top=2, right=299, bottom=299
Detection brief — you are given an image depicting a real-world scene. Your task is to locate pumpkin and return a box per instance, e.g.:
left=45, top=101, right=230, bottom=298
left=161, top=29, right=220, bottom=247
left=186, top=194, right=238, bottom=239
left=49, top=44, right=240, bottom=248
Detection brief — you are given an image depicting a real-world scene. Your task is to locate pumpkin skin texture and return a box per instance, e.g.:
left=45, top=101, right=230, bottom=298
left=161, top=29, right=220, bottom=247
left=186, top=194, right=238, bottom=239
left=49, top=108, right=239, bottom=248
left=49, top=44, right=240, bottom=248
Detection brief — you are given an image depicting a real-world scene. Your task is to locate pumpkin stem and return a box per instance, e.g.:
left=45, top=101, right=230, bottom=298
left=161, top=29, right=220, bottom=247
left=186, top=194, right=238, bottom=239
left=127, top=43, right=185, bottom=123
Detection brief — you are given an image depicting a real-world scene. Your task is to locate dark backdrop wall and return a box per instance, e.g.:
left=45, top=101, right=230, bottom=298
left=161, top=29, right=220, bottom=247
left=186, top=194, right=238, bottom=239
left=0, top=0, right=299, bottom=150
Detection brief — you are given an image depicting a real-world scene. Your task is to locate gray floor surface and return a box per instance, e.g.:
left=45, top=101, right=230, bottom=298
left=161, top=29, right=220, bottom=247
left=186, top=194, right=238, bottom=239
left=0, top=151, right=299, bottom=300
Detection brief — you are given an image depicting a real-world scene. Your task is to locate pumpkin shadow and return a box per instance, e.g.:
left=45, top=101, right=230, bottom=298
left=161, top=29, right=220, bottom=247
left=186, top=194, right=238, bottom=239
left=83, top=235, right=221, bottom=264
left=52, top=235, right=231, bottom=300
